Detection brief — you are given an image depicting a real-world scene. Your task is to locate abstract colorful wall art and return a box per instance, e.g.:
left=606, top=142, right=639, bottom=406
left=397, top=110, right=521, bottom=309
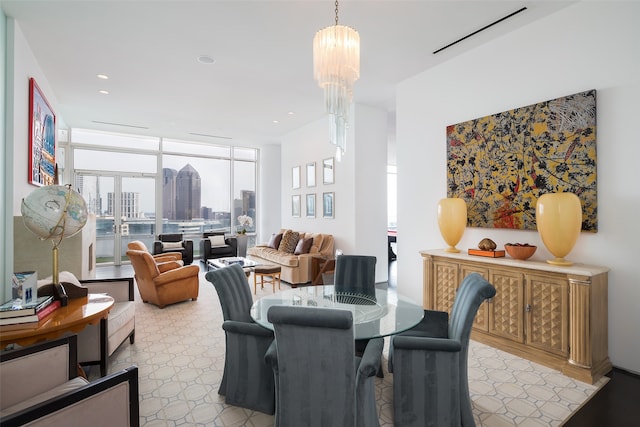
left=446, top=90, right=597, bottom=231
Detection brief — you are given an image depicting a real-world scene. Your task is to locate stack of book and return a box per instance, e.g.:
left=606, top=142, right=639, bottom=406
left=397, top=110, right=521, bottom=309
left=0, top=295, right=60, bottom=330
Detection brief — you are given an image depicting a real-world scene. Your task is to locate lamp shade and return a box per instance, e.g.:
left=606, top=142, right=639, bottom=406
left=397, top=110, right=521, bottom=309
left=535, top=192, right=582, bottom=266
left=438, top=198, right=467, bottom=253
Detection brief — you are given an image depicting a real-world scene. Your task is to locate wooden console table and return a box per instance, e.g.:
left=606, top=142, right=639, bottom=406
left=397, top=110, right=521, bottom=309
left=421, top=249, right=610, bottom=384
left=0, top=294, right=114, bottom=350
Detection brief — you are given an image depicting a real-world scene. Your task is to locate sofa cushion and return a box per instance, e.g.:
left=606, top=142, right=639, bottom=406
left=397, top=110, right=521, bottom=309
left=162, top=241, right=183, bottom=250
left=278, top=230, right=299, bottom=254
left=294, top=237, right=314, bottom=255
left=247, top=247, right=300, bottom=267
left=0, top=377, right=89, bottom=417
left=208, top=235, right=226, bottom=247
left=268, top=233, right=283, bottom=249
left=308, top=233, right=324, bottom=254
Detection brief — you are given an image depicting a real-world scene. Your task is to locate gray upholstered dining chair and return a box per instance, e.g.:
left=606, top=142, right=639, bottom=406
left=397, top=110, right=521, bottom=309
left=204, top=264, right=275, bottom=414
left=333, top=254, right=383, bottom=376
left=264, top=305, right=383, bottom=427
left=334, top=254, right=377, bottom=298
left=388, top=272, right=496, bottom=427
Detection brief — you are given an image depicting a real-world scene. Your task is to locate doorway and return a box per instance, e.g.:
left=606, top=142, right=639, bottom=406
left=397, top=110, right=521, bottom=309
left=74, top=173, right=156, bottom=265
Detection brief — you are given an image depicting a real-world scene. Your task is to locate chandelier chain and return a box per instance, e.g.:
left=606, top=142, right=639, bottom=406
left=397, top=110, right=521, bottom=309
left=335, top=0, right=339, bottom=25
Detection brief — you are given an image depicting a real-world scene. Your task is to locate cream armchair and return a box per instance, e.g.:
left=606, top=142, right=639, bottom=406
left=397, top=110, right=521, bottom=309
left=0, top=335, right=139, bottom=427
left=76, top=277, right=136, bottom=377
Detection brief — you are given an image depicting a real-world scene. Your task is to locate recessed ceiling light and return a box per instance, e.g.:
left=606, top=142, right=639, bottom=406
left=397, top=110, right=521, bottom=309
left=273, top=120, right=279, bottom=124
left=288, top=111, right=295, bottom=116
left=97, top=74, right=109, bottom=80
left=197, top=55, right=215, bottom=64
left=99, top=90, right=109, bottom=95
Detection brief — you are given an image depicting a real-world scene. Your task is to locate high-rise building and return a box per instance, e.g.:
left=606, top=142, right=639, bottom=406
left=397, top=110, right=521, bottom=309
left=176, top=164, right=201, bottom=220
left=162, top=168, right=178, bottom=220
left=107, top=192, right=141, bottom=218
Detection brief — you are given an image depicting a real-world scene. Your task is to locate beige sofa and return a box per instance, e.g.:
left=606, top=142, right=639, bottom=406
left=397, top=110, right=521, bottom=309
left=247, top=232, right=334, bottom=285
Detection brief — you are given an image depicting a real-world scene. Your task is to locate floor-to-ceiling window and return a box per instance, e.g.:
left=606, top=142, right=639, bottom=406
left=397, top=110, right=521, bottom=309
left=69, top=129, right=258, bottom=265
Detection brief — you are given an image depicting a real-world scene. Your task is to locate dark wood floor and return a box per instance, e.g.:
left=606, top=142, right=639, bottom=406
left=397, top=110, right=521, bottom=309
left=563, top=367, right=640, bottom=426
left=97, top=253, right=639, bottom=426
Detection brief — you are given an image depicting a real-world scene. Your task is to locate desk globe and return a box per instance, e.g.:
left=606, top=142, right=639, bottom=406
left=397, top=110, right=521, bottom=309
left=21, top=185, right=88, bottom=303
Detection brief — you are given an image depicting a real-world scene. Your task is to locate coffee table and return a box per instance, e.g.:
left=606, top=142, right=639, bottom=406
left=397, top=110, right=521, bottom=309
left=207, top=256, right=261, bottom=274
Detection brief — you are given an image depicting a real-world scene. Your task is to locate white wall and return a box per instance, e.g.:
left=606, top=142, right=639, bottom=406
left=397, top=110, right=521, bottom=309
left=258, top=143, right=281, bottom=244
left=397, top=2, right=640, bottom=373
left=3, top=18, right=65, bottom=302
left=280, top=103, right=389, bottom=281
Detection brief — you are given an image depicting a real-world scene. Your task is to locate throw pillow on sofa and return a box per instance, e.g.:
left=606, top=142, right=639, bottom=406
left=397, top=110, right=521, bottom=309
left=268, top=233, right=283, bottom=249
left=294, top=237, right=313, bottom=255
left=278, top=230, right=299, bottom=254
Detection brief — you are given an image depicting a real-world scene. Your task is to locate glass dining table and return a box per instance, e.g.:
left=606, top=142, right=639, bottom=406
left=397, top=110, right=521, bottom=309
left=250, top=285, right=424, bottom=340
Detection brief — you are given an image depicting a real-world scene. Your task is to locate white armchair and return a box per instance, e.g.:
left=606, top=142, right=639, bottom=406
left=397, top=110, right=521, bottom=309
left=0, top=335, right=139, bottom=427
left=76, top=277, right=136, bottom=377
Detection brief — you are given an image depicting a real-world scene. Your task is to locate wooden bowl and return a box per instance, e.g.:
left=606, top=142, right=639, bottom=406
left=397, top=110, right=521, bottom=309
left=504, top=244, right=537, bottom=260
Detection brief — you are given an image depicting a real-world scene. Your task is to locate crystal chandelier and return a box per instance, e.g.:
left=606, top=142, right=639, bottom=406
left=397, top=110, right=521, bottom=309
left=313, top=0, right=360, bottom=160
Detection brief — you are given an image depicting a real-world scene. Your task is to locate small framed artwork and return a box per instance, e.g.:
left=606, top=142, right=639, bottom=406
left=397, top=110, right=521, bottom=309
left=292, top=195, right=301, bottom=217
left=292, top=166, right=301, bottom=189
left=323, top=157, right=334, bottom=184
left=306, top=193, right=316, bottom=218
left=306, top=162, right=316, bottom=187
left=29, top=78, right=57, bottom=186
left=322, top=192, right=334, bottom=218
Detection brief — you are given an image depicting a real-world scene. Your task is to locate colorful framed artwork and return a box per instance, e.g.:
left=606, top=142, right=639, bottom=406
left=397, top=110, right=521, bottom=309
left=306, top=193, right=316, bottom=218
left=322, top=192, right=334, bottom=218
left=323, top=157, right=334, bottom=184
left=28, top=78, right=56, bottom=186
left=306, top=162, right=316, bottom=187
left=292, top=195, right=301, bottom=217
left=446, top=89, right=597, bottom=231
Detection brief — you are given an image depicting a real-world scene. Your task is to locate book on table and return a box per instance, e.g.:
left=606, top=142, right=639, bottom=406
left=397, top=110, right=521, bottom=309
left=0, top=295, right=54, bottom=319
left=0, top=300, right=61, bottom=326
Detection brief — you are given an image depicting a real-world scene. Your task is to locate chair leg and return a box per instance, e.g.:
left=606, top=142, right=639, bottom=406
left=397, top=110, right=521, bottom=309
left=254, top=273, right=258, bottom=294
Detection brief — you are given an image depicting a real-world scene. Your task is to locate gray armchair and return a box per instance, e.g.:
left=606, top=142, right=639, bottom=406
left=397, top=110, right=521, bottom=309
left=200, top=231, right=237, bottom=264
left=153, top=233, right=193, bottom=265
left=204, top=263, right=275, bottom=414
left=265, top=305, right=383, bottom=427
left=0, top=335, right=139, bottom=427
left=388, top=272, right=496, bottom=427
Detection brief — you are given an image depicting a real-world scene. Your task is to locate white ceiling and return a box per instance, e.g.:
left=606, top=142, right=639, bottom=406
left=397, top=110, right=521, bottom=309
left=2, top=0, right=573, bottom=146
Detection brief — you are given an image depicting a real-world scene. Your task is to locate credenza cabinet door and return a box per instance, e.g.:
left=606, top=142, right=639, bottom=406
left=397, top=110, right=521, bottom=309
left=488, top=269, right=525, bottom=343
left=433, top=260, right=459, bottom=313
left=525, top=274, right=569, bottom=357
left=460, top=264, right=490, bottom=332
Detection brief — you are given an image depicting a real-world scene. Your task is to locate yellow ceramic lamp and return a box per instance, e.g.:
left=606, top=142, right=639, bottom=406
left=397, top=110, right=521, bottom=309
left=438, top=198, right=467, bottom=253
left=536, top=192, right=582, bottom=266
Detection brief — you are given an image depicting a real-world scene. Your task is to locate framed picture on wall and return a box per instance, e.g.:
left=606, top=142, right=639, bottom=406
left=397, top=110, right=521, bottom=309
left=28, top=78, right=56, bottom=186
left=322, top=192, right=334, bottom=218
left=306, top=162, right=316, bottom=187
left=292, top=166, right=301, bottom=189
left=323, top=157, right=334, bottom=184
left=306, top=193, right=316, bottom=218
left=292, top=195, right=301, bottom=217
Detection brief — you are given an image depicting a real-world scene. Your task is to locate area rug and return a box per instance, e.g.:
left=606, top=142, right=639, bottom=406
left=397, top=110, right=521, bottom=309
left=100, top=272, right=607, bottom=426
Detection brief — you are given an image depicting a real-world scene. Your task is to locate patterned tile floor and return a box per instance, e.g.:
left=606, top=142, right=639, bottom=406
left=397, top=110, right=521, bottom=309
left=96, top=271, right=607, bottom=426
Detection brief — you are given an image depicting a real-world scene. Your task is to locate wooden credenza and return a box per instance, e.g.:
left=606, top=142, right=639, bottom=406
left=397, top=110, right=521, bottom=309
left=421, top=249, right=611, bottom=384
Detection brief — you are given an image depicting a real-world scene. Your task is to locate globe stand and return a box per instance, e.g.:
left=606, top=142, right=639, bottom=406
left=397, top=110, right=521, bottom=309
left=51, top=246, right=69, bottom=307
